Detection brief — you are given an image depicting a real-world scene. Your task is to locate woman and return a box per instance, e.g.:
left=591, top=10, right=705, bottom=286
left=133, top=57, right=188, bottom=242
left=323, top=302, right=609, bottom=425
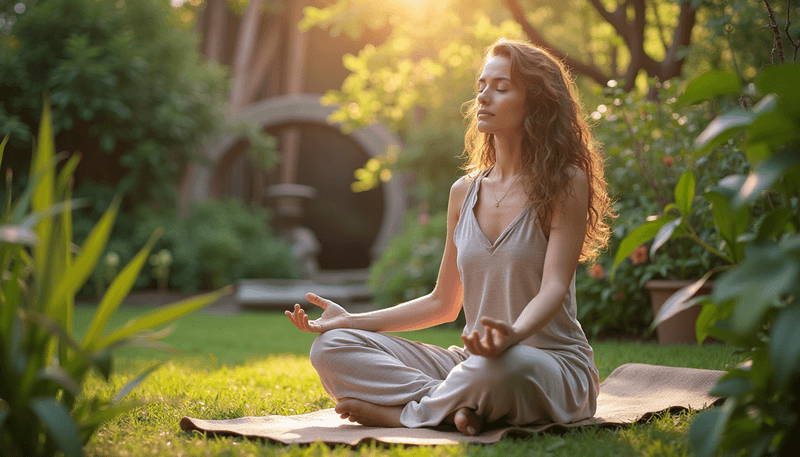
left=285, top=38, right=612, bottom=436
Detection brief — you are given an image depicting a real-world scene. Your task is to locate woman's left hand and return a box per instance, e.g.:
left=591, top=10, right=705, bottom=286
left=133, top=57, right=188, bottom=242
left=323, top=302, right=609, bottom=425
left=460, top=317, right=520, bottom=358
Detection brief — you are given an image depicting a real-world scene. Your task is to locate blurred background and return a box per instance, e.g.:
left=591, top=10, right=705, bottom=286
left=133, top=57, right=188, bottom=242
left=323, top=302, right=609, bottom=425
left=1, top=0, right=794, bottom=339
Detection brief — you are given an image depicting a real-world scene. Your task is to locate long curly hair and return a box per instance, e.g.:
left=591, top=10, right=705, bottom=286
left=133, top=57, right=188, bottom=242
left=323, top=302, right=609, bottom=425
left=462, top=38, right=613, bottom=263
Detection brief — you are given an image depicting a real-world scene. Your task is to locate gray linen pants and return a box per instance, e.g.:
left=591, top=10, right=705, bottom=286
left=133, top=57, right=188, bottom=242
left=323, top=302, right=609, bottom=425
left=309, top=328, right=595, bottom=428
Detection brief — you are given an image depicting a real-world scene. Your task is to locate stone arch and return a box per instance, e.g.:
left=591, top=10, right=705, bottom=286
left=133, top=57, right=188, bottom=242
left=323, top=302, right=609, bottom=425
left=180, top=94, right=405, bottom=265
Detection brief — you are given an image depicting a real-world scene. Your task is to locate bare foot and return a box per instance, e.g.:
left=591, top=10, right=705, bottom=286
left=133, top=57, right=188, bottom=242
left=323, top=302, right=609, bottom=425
left=453, top=407, right=482, bottom=436
left=335, top=399, right=404, bottom=427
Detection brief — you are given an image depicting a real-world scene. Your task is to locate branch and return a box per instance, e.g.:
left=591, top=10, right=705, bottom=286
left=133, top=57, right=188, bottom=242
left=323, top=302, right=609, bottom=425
left=587, top=0, right=630, bottom=45
left=763, top=0, right=786, bottom=64
left=785, top=0, right=800, bottom=61
left=650, top=0, right=671, bottom=52
left=502, top=0, right=611, bottom=85
left=658, top=0, right=698, bottom=79
left=621, top=0, right=647, bottom=91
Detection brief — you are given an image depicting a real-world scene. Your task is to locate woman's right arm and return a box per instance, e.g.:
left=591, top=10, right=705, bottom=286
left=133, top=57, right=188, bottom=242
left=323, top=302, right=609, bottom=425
left=285, top=177, right=469, bottom=334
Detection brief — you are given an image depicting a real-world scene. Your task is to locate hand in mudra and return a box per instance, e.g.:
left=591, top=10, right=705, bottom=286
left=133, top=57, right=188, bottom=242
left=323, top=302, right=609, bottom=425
left=285, top=293, right=351, bottom=333
left=460, top=317, right=520, bottom=358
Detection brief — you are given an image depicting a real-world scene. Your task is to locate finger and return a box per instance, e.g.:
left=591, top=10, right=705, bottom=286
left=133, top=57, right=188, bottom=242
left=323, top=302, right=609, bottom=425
left=306, top=293, right=330, bottom=310
left=482, top=318, right=510, bottom=336
left=484, top=328, right=497, bottom=351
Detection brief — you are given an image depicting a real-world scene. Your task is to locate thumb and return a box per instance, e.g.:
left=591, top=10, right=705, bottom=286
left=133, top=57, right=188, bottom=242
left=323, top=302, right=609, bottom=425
left=306, top=293, right=330, bottom=310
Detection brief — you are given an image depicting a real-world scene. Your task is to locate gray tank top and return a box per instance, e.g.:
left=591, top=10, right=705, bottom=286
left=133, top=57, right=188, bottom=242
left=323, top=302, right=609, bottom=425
left=453, top=167, right=598, bottom=375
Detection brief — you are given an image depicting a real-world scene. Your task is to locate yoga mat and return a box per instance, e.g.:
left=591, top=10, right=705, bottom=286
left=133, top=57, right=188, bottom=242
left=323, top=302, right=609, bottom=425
left=180, top=363, right=724, bottom=445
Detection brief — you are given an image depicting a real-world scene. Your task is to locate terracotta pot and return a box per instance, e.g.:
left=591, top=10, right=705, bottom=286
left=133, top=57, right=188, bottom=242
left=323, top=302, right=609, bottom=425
left=645, top=279, right=715, bottom=345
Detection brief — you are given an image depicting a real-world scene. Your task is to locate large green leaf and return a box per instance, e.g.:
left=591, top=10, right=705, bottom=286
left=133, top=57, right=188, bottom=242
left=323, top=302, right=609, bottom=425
left=757, top=64, right=800, bottom=120
left=695, top=109, right=756, bottom=152
left=769, top=303, right=800, bottom=389
left=31, top=99, right=56, bottom=298
left=674, top=170, right=695, bottom=217
left=746, top=108, right=796, bottom=149
left=0, top=133, right=8, bottom=167
left=652, top=272, right=714, bottom=327
left=708, top=375, right=753, bottom=398
left=55, top=154, right=81, bottom=200
left=675, top=71, right=740, bottom=107
left=94, top=286, right=232, bottom=350
left=732, top=149, right=800, bottom=210
left=714, top=242, right=800, bottom=334
left=81, top=228, right=160, bottom=349
left=756, top=207, right=795, bottom=240
left=77, top=401, right=144, bottom=444
left=650, top=217, right=682, bottom=258
left=689, top=399, right=735, bottom=457
left=611, top=217, right=673, bottom=278
left=47, top=197, right=120, bottom=318
left=112, top=362, right=164, bottom=403
left=29, top=397, right=83, bottom=457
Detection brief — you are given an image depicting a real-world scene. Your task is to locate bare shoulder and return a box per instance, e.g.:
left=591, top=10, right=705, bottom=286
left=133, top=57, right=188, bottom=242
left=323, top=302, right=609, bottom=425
left=448, top=176, right=471, bottom=215
left=565, top=165, right=589, bottom=198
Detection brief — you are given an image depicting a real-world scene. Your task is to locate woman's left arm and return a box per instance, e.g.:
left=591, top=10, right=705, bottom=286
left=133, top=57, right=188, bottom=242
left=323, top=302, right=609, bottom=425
left=461, top=168, right=589, bottom=357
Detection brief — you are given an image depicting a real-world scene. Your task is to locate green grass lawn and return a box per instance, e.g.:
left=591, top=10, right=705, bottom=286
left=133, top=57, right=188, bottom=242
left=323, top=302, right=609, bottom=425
left=75, top=304, right=737, bottom=456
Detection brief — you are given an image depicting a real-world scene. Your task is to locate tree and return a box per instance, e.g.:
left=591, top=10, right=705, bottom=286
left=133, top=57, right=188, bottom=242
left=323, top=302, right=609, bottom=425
left=0, top=0, right=229, bottom=206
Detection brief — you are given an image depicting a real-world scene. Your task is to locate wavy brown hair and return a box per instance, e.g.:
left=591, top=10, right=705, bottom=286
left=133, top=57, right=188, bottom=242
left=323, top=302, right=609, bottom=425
left=463, top=38, right=613, bottom=263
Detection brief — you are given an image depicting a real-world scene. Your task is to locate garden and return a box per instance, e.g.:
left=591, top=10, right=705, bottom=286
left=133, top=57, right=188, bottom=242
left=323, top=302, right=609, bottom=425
left=1, top=0, right=799, bottom=456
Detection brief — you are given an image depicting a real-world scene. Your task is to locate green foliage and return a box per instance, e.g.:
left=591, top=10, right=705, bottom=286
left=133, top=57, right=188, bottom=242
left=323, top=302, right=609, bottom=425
left=616, top=63, right=800, bottom=456
left=81, top=198, right=299, bottom=295
left=0, top=101, right=230, bottom=457
left=0, top=0, right=234, bottom=206
left=368, top=211, right=446, bottom=308
left=303, top=0, right=523, bottom=134
left=572, top=81, right=747, bottom=338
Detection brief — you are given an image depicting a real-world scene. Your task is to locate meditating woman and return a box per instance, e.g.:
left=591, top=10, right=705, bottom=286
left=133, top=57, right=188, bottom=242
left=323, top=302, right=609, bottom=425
left=285, top=38, right=613, bottom=436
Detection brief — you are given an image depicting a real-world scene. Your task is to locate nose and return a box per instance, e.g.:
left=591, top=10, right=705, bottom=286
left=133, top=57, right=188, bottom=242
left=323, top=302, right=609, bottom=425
left=477, top=87, right=489, bottom=106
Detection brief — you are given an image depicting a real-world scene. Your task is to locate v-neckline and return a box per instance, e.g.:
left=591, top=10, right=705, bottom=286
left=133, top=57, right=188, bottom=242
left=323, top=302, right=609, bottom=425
left=471, top=168, right=531, bottom=249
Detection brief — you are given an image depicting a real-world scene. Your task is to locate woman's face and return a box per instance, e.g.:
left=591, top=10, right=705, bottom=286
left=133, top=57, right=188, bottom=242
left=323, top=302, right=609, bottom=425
left=475, top=55, right=527, bottom=136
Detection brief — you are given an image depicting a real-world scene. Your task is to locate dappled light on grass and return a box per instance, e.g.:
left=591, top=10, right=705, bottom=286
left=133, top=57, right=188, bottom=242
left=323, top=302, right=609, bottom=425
left=73, top=306, right=738, bottom=456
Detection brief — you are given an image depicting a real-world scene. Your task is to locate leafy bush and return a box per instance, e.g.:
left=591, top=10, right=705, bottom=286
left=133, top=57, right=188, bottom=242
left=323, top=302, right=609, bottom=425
left=616, top=62, right=800, bottom=456
left=0, top=101, right=229, bottom=457
left=573, top=81, right=749, bottom=338
left=76, top=198, right=299, bottom=296
left=368, top=211, right=447, bottom=307
left=0, top=0, right=230, bottom=204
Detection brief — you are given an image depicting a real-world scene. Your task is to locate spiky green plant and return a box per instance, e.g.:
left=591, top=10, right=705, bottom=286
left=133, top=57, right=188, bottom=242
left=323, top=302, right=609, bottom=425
left=0, top=99, right=231, bottom=457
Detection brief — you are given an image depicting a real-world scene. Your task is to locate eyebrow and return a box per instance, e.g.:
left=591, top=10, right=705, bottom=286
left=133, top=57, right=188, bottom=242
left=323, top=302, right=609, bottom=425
left=477, top=76, right=513, bottom=84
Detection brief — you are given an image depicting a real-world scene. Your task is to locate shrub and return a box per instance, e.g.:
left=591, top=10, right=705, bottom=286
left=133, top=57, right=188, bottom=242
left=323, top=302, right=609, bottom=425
left=368, top=211, right=447, bottom=307
left=76, top=198, right=299, bottom=296
left=616, top=62, right=800, bottom=457
left=0, top=101, right=229, bottom=457
left=573, top=81, right=749, bottom=338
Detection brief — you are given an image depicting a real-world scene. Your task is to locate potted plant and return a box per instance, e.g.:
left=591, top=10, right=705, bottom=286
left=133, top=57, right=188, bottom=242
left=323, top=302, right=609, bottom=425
left=613, top=59, right=800, bottom=456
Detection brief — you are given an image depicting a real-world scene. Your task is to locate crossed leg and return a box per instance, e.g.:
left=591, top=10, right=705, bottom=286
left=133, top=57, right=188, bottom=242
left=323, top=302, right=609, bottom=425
left=310, top=329, right=595, bottom=435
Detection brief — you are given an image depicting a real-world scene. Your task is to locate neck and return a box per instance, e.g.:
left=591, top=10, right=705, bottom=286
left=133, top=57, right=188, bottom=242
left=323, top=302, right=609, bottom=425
left=491, top=133, right=523, bottom=179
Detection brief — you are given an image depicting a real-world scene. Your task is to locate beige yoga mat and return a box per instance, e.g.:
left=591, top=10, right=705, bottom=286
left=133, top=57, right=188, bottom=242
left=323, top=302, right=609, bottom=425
left=180, top=363, right=725, bottom=445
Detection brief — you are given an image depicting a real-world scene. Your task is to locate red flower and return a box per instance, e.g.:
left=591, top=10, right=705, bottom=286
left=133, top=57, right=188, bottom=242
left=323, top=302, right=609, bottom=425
left=662, top=156, right=674, bottom=166
left=588, top=263, right=606, bottom=279
left=613, top=292, right=626, bottom=301
left=630, top=245, right=649, bottom=265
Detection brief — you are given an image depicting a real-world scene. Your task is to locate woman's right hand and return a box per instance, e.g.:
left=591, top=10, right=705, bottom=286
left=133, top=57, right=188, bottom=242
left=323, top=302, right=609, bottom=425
left=285, top=293, right=351, bottom=333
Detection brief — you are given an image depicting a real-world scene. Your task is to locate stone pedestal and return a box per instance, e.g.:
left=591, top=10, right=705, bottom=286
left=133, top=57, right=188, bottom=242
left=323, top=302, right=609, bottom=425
left=266, top=184, right=320, bottom=278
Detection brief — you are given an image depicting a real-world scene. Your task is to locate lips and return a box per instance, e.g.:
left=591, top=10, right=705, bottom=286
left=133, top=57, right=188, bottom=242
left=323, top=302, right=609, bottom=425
left=477, top=109, right=493, bottom=117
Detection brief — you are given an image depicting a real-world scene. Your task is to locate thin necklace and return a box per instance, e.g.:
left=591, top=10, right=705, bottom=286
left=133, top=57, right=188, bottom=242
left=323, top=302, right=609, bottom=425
left=489, top=168, right=521, bottom=207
